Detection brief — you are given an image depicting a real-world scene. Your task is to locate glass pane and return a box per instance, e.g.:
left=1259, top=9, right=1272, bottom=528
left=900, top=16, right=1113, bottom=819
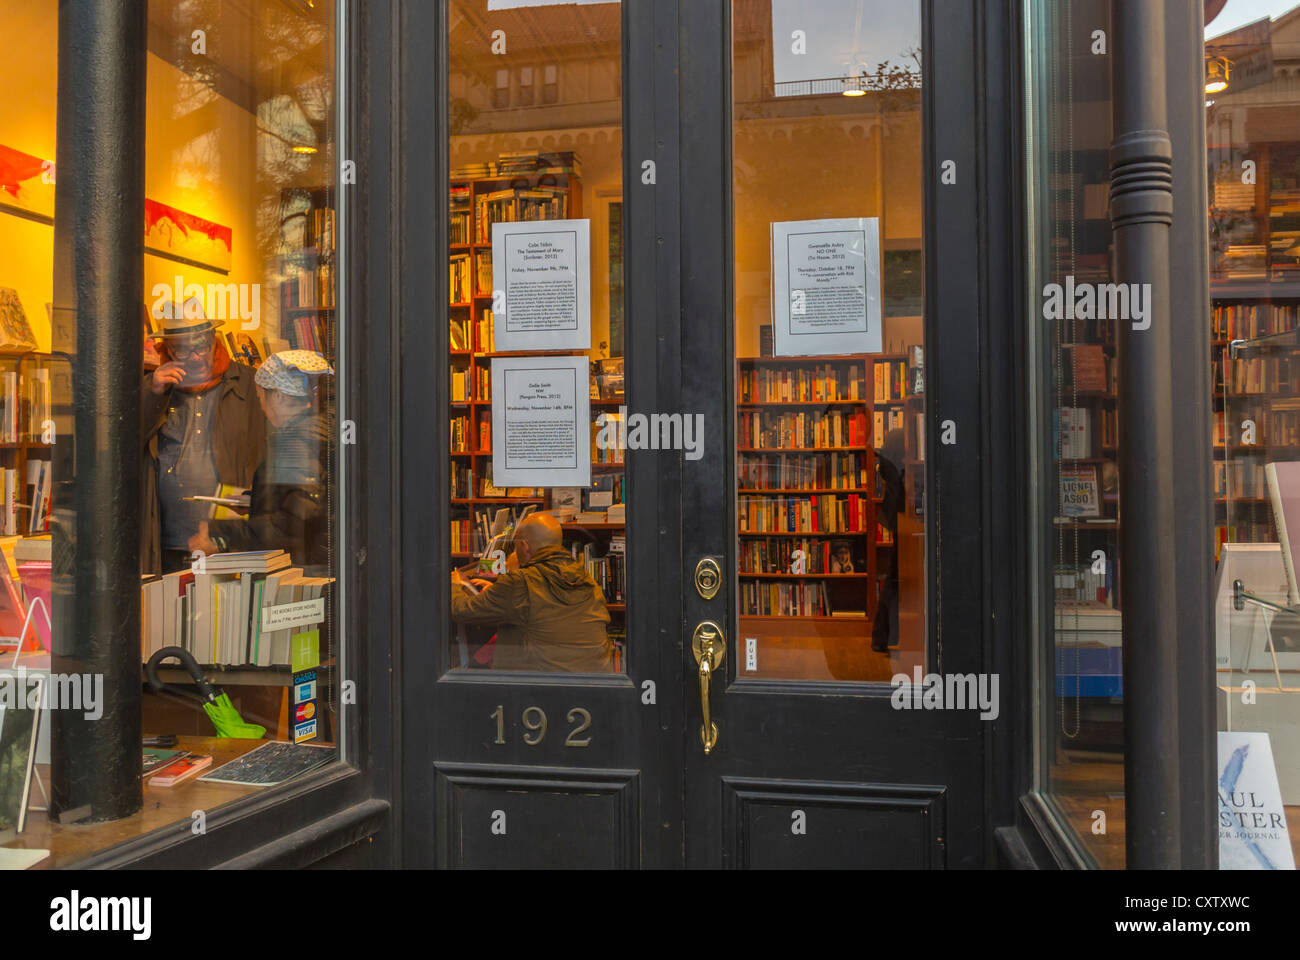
left=446, top=1, right=625, bottom=674
left=0, top=0, right=344, bottom=866
left=731, top=0, right=925, bottom=682
left=1024, top=0, right=1124, bottom=868
left=1208, top=2, right=1300, bottom=869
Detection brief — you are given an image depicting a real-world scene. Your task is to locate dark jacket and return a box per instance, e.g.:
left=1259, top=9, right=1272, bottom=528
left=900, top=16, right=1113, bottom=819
left=451, top=544, right=613, bottom=672
left=206, top=411, right=330, bottom=571
left=141, top=361, right=265, bottom=574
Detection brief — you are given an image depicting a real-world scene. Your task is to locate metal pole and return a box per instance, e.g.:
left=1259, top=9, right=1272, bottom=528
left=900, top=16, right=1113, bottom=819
left=1109, top=0, right=1180, bottom=868
left=49, top=0, right=147, bottom=822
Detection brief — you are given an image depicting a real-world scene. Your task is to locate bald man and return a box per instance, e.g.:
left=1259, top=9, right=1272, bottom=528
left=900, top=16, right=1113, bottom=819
left=451, top=512, right=613, bottom=672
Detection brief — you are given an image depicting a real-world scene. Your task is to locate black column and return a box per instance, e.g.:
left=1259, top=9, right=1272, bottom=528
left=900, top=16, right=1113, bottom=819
left=1109, top=0, right=1190, bottom=869
left=49, top=0, right=147, bottom=822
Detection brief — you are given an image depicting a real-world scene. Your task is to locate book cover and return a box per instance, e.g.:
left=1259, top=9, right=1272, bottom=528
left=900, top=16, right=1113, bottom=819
left=149, top=754, right=212, bottom=787
left=142, top=747, right=189, bottom=776
left=1060, top=464, right=1100, bottom=518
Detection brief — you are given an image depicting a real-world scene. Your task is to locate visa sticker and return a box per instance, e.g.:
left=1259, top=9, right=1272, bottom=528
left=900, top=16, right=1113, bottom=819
left=294, top=719, right=317, bottom=743
left=295, top=679, right=317, bottom=704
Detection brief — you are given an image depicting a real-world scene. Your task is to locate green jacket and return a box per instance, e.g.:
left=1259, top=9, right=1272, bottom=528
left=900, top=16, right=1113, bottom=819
left=451, top=544, right=613, bottom=673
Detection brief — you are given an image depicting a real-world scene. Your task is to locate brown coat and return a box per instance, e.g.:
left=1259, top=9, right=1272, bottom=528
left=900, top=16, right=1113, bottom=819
left=451, top=544, right=613, bottom=672
left=140, top=361, right=266, bottom=574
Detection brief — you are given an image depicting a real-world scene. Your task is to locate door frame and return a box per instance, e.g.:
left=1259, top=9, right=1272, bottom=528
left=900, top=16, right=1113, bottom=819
left=393, top=0, right=1028, bottom=868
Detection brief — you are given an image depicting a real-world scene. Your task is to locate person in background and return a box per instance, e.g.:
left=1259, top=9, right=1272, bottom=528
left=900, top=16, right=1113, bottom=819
left=451, top=512, right=613, bottom=672
left=189, top=350, right=333, bottom=572
left=872, top=427, right=905, bottom=652
left=142, top=299, right=264, bottom=574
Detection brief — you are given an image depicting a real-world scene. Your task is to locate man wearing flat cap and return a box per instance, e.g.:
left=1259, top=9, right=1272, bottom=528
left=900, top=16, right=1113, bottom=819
left=141, top=297, right=265, bottom=574
left=189, top=350, right=333, bottom=571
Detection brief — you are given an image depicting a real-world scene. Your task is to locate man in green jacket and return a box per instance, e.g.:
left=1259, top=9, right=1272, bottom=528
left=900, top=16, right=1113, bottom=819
left=452, top=512, right=613, bottom=673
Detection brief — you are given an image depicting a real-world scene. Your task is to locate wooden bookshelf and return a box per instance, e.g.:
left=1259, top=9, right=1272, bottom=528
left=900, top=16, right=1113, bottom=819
left=0, top=350, right=54, bottom=536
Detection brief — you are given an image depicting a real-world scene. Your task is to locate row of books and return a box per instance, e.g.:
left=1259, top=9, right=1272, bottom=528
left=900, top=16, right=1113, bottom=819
left=738, top=364, right=867, bottom=404
left=451, top=518, right=476, bottom=554
left=573, top=538, right=625, bottom=603
left=450, top=183, right=472, bottom=244
left=1221, top=355, right=1300, bottom=395
left=286, top=261, right=335, bottom=310
left=737, top=452, right=870, bottom=491
left=738, top=537, right=865, bottom=575
left=283, top=312, right=332, bottom=355
left=874, top=359, right=912, bottom=403
left=451, top=413, right=491, bottom=453
left=1054, top=561, right=1117, bottom=607
left=591, top=415, right=625, bottom=464
left=1, top=459, right=51, bottom=536
left=1054, top=407, right=1093, bottom=460
left=739, top=580, right=830, bottom=617
left=737, top=409, right=869, bottom=450
left=872, top=408, right=904, bottom=448
left=451, top=151, right=582, bottom=181
left=450, top=365, right=491, bottom=402
left=1062, top=343, right=1111, bottom=393
left=451, top=461, right=471, bottom=499
left=1212, top=303, right=1298, bottom=341
left=140, top=550, right=329, bottom=667
left=450, top=254, right=472, bottom=304
left=475, top=186, right=570, bottom=244
left=737, top=494, right=870, bottom=534
left=1219, top=459, right=1268, bottom=499
left=0, top=368, right=50, bottom=443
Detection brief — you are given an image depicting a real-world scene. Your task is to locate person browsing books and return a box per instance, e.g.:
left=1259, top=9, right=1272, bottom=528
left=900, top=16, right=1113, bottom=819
left=142, top=299, right=265, bottom=574
left=451, top=512, right=613, bottom=672
left=189, top=350, right=333, bottom=572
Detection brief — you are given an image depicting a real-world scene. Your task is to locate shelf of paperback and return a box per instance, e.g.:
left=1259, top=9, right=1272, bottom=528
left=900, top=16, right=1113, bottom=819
left=735, top=353, right=920, bottom=629
left=446, top=160, right=627, bottom=662
left=1217, top=327, right=1300, bottom=557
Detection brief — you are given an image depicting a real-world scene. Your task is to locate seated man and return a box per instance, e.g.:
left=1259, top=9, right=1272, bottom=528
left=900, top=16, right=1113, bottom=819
left=451, top=513, right=613, bottom=672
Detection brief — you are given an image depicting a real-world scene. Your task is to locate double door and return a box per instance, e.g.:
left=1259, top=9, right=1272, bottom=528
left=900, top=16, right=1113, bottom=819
left=401, top=0, right=1003, bottom=868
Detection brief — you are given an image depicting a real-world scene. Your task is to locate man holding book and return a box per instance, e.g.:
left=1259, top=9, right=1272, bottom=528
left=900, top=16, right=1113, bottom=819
left=142, top=299, right=265, bottom=574
left=451, top=512, right=613, bottom=672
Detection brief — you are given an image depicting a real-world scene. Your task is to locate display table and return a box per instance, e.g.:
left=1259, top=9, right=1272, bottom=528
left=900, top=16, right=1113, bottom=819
left=1, top=736, right=269, bottom=868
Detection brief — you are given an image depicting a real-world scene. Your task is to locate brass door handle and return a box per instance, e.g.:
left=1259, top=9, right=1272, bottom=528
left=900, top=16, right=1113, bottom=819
left=692, top=621, right=726, bottom=754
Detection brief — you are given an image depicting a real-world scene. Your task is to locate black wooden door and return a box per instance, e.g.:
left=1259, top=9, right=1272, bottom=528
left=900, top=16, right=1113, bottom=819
left=676, top=0, right=994, bottom=868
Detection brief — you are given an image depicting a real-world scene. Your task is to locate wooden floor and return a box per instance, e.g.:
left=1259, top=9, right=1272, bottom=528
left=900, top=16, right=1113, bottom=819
left=2, top=736, right=268, bottom=868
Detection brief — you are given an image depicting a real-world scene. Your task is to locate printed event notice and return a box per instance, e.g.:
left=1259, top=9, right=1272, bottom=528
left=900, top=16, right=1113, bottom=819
left=491, top=355, right=591, bottom=487
left=771, top=217, right=881, bottom=357
left=492, top=218, right=591, bottom=351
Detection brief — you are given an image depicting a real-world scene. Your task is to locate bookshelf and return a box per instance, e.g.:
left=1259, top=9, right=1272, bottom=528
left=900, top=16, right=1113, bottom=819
left=0, top=350, right=53, bottom=536
left=446, top=159, right=627, bottom=666
left=1209, top=139, right=1300, bottom=558
left=277, top=186, right=337, bottom=364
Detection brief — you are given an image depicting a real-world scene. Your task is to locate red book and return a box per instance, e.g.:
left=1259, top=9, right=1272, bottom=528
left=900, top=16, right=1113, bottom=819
left=150, top=754, right=213, bottom=787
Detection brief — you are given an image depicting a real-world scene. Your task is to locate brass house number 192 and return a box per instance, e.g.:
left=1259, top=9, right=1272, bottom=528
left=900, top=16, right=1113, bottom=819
left=490, top=705, right=592, bottom=747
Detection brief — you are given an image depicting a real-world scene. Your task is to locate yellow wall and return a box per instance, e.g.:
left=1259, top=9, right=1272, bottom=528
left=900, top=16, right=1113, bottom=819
left=0, top=4, right=274, bottom=352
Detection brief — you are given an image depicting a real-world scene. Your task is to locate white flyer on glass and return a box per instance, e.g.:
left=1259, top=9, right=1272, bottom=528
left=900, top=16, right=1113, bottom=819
left=771, top=217, right=881, bottom=357
left=492, top=218, right=591, bottom=351
left=1218, top=731, right=1296, bottom=869
left=491, top=355, right=590, bottom=487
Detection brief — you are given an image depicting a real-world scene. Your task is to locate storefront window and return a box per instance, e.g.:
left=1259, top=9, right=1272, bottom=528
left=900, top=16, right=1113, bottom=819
left=445, top=0, right=625, bottom=674
left=731, top=0, right=925, bottom=682
left=0, top=0, right=345, bottom=866
left=1024, top=0, right=1124, bottom=868
left=1207, top=0, right=1300, bottom=869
